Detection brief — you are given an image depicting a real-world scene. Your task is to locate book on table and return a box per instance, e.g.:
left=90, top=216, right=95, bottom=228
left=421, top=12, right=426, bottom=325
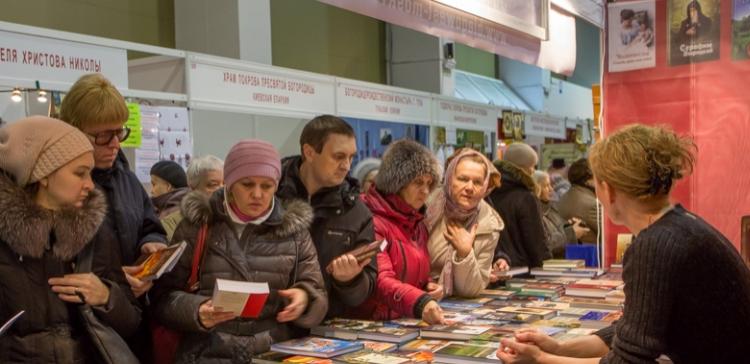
left=332, top=350, right=429, bottom=364
left=432, top=341, right=499, bottom=364
left=497, top=306, right=557, bottom=320
left=132, top=241, right=188, bottom=281
left=326, top=240, right=387, bottom=273
left=252, top=351, right=333, bottom=364
left=542, top=259, right=585, bottom=269
left=311, top=318, right=419, bottom=344
left=491, top=266, right=529, bottom=277
left=398, top=339, right=451, bottom=353
left=210, top=278, right=269, bottom=318
left=419, top=324, right=491, bottom=341
left=271, top=337, right=364, bottom=358
left=360, top=340, right=398, bottom=353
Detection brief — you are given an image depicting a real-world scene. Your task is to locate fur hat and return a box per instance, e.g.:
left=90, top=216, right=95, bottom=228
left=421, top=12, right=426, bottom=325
left=375, top=139, right=441, bottom=195
left=0, top=116, right=93, bottom=186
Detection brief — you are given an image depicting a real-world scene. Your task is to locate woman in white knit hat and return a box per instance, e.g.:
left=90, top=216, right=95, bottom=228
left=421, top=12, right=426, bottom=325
left=0, top=116, right=141, bottom=363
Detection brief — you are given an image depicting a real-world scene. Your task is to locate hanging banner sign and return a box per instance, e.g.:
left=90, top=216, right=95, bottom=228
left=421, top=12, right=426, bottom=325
left=0, top=30, right=128, bottom=89
left=317, top=0, right=575, bottom=75
left=336, top=79, right=431, bottom=124
left=435, top=97, right=498, bottom=129
left=524, top=112, right=566, bottom=139
left=187, top=54, right=335, bottom=117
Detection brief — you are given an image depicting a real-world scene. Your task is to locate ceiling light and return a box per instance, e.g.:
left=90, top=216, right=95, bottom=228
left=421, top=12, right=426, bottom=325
left=10, top=89, right=22, bottom=103
left=37, top=90, right=48, bottom=103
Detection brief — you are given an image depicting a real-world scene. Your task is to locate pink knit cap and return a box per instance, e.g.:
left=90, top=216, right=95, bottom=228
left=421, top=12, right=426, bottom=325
left=223, top=139, right=281, bottom=189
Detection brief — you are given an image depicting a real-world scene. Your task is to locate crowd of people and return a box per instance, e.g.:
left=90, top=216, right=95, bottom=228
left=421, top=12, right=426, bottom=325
left=1, top=72, right=749, bottom=363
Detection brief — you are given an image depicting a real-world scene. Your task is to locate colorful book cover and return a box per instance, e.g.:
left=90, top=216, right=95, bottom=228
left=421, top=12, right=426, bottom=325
left=252, top=351, right=333, bottom=364
left=524, top=301, right=571, bottom=310
left=498, top=306, right=556, bottom=319
left=669, top=0, right=721, bottom=65
left=332, top=351, right=418, bottom=364
left=733, top=0, right=750, bottom=59
left=270, top=337, right=363, bottom=358
left=360, top=341, right=398, bottom=353
left=434, top=342, right=498, bottom=363
left=398, top=339, right=451, bottom=353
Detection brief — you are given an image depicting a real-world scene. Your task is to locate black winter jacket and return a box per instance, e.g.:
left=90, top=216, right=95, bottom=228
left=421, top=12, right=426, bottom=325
left=91, top=151, right=166, bottom=266
left=152, top=190, right=327, bottom=364
left=276, top=156, right=376, bottom=319
left=0, top=172, right=142, bottom=363
left=488, top=160, right=551, bottom=268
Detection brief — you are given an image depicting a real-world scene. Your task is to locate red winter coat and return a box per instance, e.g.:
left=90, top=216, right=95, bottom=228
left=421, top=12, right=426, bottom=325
left=353, top=188, right=432, bottom=321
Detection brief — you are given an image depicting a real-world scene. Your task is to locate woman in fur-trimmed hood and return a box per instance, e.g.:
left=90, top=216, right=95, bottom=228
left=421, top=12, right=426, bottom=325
left=151, top=139, right=327, bottom=364
left=0, top=117, right=141, bottom=363
left=352, top=139, right=446, bottom=325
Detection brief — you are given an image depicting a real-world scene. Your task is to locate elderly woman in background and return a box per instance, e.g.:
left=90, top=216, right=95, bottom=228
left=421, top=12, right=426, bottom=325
left=353, top=140, right=445, bottom=324
left=160, top=155, right=224, bottom=240
left=533, top=171, right=589, bottom=258
left=351, top=157, right=381, bottom=193
left=0, top=117, right=141, bottom=363
left=425, top=148, right=504, bottom=298
left=152, top=139, right=327, bottom=363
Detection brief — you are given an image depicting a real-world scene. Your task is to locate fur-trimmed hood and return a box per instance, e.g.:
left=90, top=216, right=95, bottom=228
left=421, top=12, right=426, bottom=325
left=0, top=171, right=107, bottom=260
left=493, top=160, right=537, bottom=193
left=180, top=189, right=313, bottom=239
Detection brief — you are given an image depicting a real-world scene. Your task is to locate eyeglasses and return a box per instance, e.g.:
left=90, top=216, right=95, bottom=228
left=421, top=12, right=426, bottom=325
left=87, top=127, right=131, bottom=146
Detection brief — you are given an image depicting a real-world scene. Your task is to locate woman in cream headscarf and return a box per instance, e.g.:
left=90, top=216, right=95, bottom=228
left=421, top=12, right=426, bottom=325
left=425, top=148, right=504, bottom=298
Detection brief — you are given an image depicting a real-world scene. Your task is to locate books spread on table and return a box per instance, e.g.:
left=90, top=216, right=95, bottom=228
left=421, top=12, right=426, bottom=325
left=497, top=306, right=556, bottom=320
left=132, top=241, right=188, bottom=281
left=326, top=240, right=387, bottom=273
left=311, top=319, right=419, bottom=344
left=211, top=278, right=269, bottom=318
left=271, top=337, right=364, bottom=358
left=332, top=350, right=428, bottom=363
left=0, top=310, right=25, bottom=336
left=398, top=339, right=452, bottom=353
left=542, top=259, right=585, bottom=270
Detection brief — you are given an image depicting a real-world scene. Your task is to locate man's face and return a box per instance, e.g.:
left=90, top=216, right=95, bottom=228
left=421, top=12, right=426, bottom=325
left=304, top=134, right=357, bottom=188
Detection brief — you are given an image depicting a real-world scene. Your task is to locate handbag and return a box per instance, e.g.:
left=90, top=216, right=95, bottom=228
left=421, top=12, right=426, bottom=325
left=76, top=242, right=140, bottom=364
left=152, top=224, right=210, bottom=364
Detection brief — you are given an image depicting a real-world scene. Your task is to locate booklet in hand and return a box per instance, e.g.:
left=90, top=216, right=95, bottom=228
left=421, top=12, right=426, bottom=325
left=132, top=241, right=188, bottom=281
left=325, top=239, right=387, bottom=273
left=211, top=279, right=270, bottom=318
left=0, top=310, right=25, bottom=336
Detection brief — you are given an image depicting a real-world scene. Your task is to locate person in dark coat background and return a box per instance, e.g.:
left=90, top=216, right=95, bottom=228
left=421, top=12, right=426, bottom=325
left=276, top=115, right=377, bottom=320
left=149, top=160, right=189, bottom=219
left=488, top=143, right=550, bottom=277
left=59, top=73, right=167, bottom=362
left=152, top=139, right=327, bottom=363
left=0, top=117, right=141, bottom=363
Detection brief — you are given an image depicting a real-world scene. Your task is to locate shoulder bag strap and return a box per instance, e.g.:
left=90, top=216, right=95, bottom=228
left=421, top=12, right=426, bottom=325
left=187, top=224, right=209, bottom=292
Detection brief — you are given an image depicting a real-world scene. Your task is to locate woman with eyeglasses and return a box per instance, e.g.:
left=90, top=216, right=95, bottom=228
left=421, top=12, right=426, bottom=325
left=424, top=148, right=504, bottom=298
left=59, top=73, right=168, bottom=361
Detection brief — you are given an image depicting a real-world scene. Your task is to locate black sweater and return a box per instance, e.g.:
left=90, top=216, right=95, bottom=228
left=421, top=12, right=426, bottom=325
left=596, top=204, right=750, bottom=363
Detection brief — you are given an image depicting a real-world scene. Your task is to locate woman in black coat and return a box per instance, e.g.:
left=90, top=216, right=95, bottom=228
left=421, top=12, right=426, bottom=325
left=0, top=117, right=141, bottom=363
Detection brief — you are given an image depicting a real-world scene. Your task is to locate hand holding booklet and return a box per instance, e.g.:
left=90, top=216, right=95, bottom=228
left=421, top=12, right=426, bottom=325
left=211, top=279, right=270, bottom=318
left=325, top=240, right=387, bottom=273
left=132, top=241, right=188, bottom=281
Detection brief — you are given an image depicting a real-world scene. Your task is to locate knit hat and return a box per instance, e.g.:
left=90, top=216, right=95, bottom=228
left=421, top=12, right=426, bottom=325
left=503, top=143, right=538, bottom=169
left=375, top=139, right=441, bottom=195
left=224, top=139, right=281, bottom=189
left=0, top=116, right=93, bottom=186
left=351, top=157, right=381, bottom=184
left=150, top=160, right=187, bottom=188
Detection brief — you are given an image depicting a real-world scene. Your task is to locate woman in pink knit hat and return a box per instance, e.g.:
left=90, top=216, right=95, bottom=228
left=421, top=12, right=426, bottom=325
left=0, top=116, right=141, bottom=363
left=151, top=139, right=328, bottom=363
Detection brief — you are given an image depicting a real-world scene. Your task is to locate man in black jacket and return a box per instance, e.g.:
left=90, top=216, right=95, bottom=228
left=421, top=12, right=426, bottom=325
left=488, top=143, right=550, bottom=275
left=277, top=115, right=376, bottom=319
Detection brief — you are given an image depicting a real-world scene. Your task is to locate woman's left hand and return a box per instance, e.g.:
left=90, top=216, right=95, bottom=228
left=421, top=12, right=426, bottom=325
left=49, top=273, right=110, bottom=306
left=444, top=222, right=478, bottom=259
left=277, top=288, right=309, bottom=323
left=496, top=338, right=545, bottom=364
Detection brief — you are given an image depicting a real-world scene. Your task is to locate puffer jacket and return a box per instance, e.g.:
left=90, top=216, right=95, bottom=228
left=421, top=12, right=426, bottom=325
left=151, top=190, right=327, bottom=364
left=488, top=160, right=551, bottom=268
left=352, top=188, right=433, bottom=321
left=277, top=156, right=376, bottom=319
left=0, top=171, right=142, bottom=363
